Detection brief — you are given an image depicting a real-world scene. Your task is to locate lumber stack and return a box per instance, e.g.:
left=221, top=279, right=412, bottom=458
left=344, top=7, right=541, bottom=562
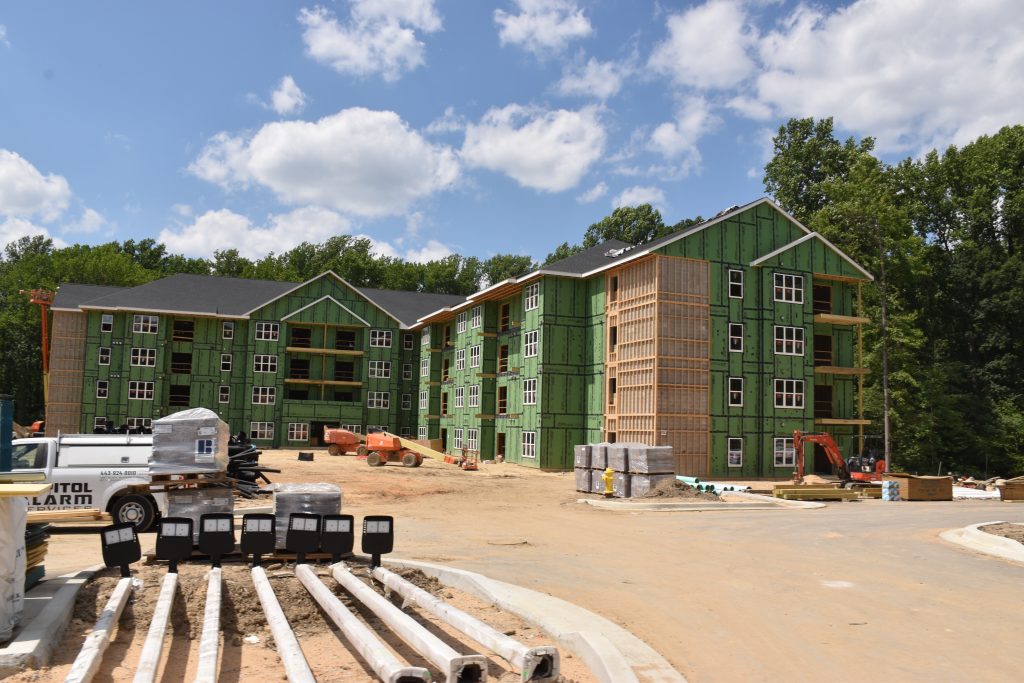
left=772, top=484, right=859, bottom=501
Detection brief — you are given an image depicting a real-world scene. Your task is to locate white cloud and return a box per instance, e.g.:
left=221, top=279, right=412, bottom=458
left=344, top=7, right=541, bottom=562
left=1, top=217, right=67, bottom=250
left=0, top=24, right=8, bottom=48
left=648, top=0, right=756, bottom=90
left=0, top=150, right=72, bottom=222
left=405, top=211, right=424, bottom=236
left=647, top=97, right=717, bottom=178
left=555, top=56, right=629, bottom=100
left=64, top=208, right=107, bottom=235
left=188, top=107, right=459, bottom=217
left=404, top=238, right=452, bottom=262
left=271, top=75, right=308, bottom=116
left=612, top=186, right=666, bottom=209
left=171, top=203, right=193, bottom=218
left=576, top=181, right=608, bottom=204
left=298, top=3, right=441, bottom=82
left=461, top=104, right=606, bottom=192
left=425, top=106, right=466, bottom=135
left=495, top=0, right=592, bottom=56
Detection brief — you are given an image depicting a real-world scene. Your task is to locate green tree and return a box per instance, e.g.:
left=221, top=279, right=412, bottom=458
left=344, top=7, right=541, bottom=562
left=582, top=204, right=667, bottom=247
left=481, top=253, right=534, bottom=286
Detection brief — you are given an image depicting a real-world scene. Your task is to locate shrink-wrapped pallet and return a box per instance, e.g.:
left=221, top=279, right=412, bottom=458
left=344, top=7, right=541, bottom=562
left=613, top=472, right=631, bottom=498
left=167, top=488, right=234, bottom=542
left=590, top=470, right=607, bottom=494
left=573, top=445, right=591, bottom=469
left=575, top=467, right=592, bottom=493
left=272, top=483, right=342, bottom=549
left=150, top=408, right=230, bottom=474
left=590, top=443, right=608, bottom=470
left=607, top=443, right=634, bottom=472
left=629, top=445, right=675, bottom=474
left=629, top=474, right=676, bottom=497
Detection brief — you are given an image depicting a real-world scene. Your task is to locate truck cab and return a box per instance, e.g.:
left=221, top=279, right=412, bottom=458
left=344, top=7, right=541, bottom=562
left=10, top=434, right=164, bottom=530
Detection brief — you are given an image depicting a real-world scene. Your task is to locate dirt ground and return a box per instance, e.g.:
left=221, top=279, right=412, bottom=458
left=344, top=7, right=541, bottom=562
left=980, top=522, right=1024, bottom=544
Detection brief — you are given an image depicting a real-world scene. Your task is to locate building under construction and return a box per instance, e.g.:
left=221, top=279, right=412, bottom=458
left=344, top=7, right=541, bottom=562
left=46, top=198, right=872, bottom=478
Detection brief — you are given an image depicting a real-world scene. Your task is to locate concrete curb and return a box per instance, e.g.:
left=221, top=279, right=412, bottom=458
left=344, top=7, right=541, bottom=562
left=0, top=564, right=102, bottom=675
left=577, top=490, right=825, bottom=511
left=940, top=521, right=1024, bottom=565
left=388, top=558, right=686, bottom=683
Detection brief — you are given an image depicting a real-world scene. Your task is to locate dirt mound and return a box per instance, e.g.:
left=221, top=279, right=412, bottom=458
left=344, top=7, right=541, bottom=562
left=642, top=479, right=721, bottom=501
left=980, top=523, right=1024, bottom=545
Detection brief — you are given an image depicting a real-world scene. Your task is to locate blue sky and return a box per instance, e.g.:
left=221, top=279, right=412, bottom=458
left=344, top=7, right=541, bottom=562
left=1, top=1, right=1021, bottom=265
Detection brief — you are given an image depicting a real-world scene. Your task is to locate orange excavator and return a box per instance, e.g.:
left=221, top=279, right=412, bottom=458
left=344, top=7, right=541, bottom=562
left=793, top=430, right=885, bottom=488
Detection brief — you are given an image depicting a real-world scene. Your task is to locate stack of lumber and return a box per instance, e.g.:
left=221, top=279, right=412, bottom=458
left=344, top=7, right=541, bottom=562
left=772, top=484, right=859, bottom=501
left=24, top=523, right=50, bottom=589
left=999, top=476, right=1024, bottom=501
left=859, top=487, right=883, bottom=499
left=26, top=508, right=109, bottom=524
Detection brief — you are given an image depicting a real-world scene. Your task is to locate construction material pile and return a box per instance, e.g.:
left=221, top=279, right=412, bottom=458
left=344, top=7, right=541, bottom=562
left=24, top=523, right=49, bottom=589
left=271, top=483, right=342, bottom=548
left=998, top=476, right=1024, bottom=501
left=150, top=408, right=229, bottom=475
left=574, top=443, right=676, bottom=498
left=167, top=489, right=234, bottom=542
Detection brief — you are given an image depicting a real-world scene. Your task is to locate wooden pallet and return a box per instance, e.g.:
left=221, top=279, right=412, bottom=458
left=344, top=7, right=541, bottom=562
left=27, top=508, right=111, bottom=524
left=774, top=486, right=859, bottom=501
left=128, top=472, right=231, bottom=493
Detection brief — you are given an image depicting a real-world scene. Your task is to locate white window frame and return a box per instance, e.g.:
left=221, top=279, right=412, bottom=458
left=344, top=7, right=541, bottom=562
left=455, top=349, right=466, bottom=371
left=420, top=357, right=430, bottom=377
left=453, top=428, right=464, bottom=450
left=524, top=330, right=538, bottom=357
left=523, top=378, right=537, bottom=405
left=728, top=270, right=744, bottom=299
left=418, top=425, right=428, bottom=439
left=728, top=437, right=743, bottom=468
left=728, top=323, right=743, bottom=353
left=98, top=347, right=111, bottom=366
left=218, top=385, right=230, bottom=404
left=403, top=333, right=414, bottom=350
left=773, top=272, right=804, bottom=304
left=524, top=283, right=539, bottom=311
left=370, top=329, right=392, bottom=347
left=253, top=354, right=278, bottom=373
left=470, top=345, right=481, bottom=368
left=288, top=423, right=309, bottom=441
left=220, top=353, right=232, bottom=372
left=419, top=390, right=428, bottom=410
left=728, top=377, right=743, bottom=407
left=468, top=384, right=480, bottom=408
left=252, top=386, right=276, bottom=405
left=340, top=424, right=362, bottom=434
left=127, top=417, right=152, bottom=430
left=251, top=422, right=274, bottom=440
left=368, top=391, right=390, bottom=409
left=96, top=380, right=109, bottom=399
left=457, top=311, right=467, bottom=334
left=522, top=431, right=536, bottom=458
left=402, top=363, right=413, bottom=380
left=401, top=393, right=412, bottom=410
left=774, top=437, right=796, bottom=467
left=100, top=314, right=113, bottom=333
left=133, top=314, right=158, bottom=334
left=255, top=322, right=279, bottom=341
left=774, top=326, right=805, bottom=356
left=130, top=347, right=156, bottom=367
left=222, top=321, right=234, bottom=339
left=471, top=306, right=481, bottom=329
left=128, top=380, right=154, bottom=400
left=421, top=327, right=430, bottom=345
left=467, top=428, right=478, bottom=451
left=368, top=424, right=388, bottom=433
left=369, top=360, right=391, bottom=379
left=455, top=386, right=465, bottom=408
left=774, top=379, right=805, bottom=409
left=93, top=416, right=107, bottom=430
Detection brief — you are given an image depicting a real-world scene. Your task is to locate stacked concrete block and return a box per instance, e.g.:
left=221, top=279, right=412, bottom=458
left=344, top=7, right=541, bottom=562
left=630, top=474, right=677, bottom=497
left=629, top=445, right=675, bottom=474
left=613, top=472, right=631, bottom=498
left=575, top=467, right=592, bottom=493
left=272, top=483, right=342, bottom=549
left=590, top=443, right=608, bottom=470
left=607, top=443, right=631, bottom=472
left=574, top=445, right=591, bottom=492
left=590, top=470, right=607, bottom=494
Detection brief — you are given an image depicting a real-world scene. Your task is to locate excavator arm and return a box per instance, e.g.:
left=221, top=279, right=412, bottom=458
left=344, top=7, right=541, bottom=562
left=793, top=430, right=851, bottom=482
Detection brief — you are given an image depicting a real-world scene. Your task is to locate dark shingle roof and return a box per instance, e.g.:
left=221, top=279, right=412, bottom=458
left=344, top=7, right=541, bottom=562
left=52, top=284, right=130, bottom=311
left=78, top=274, right=296, bottom=317
left=542, top=239, right=634, bottom=274
left=358, top=288, right=467, bottom=327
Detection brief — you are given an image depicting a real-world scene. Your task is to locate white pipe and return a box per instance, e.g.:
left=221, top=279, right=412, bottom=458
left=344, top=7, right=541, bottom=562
left=132, top=572, right=179, bottom=683
left=295, top=565, right=430, bottom=683
left=332, top=563, right=488, bottom=683
left=251, top=566, right=315, bottom=683
left=193, top=568, right=222, bottom=683
left=372, top=566, right=560, bottom=682
left=64, top=576, right=134, bottom=683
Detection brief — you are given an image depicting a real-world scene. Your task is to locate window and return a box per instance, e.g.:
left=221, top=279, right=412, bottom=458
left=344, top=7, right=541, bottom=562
left=524, top=282, right=539, bottom=311
left=814, top=335, right=833, bottom=366
left=220, top=354, right=232, bottom=372
left=418, top=425, right=428, bottom=440
left=419, top=391, right=428, bottom=410
left=172, top=320, right=194, bottom=342
left=369, top=361, right=391, bottom=379
left=131, top=347, right=156, bottom=366
left=774, top=437, right=796, bottom=467
left=368, top=425, right=388, bottom=433
left=523, top=378, right=537, bottom=405
left=251, top=422, right=274, bottom=440
left=290, top=327, right=312, bottom=348
left=126, top=417, right=151, bottom=430
left=728, top=377, right=743, bottom=407
left=421, top=327, right=430, bottom=345
left=171, top=352, right=192, bottom=374
left=728, top=323, right=743, bottom=353
left=403, top=333, right=414, bottom=350
left=340, top=424, right=362, bottom=435
left=774, top=273, right=804, bottom=303
left=774, top=379, right=805, bottom=409
left=498, top=345, right=509, bottom=372
left=441, top=392, right=449, bottom=415
left=93, top=416, right=107, bottom=431
left=218, top=385, right=230, bottom=404
left=368, top=391, right=390, bottom=409
left=470, top=345, right=481, bottom=368
left=255, top=322, right=279, bottom=341
left=467, top=429, right=478, bottom=451
left=133, top=314, right=158, bottom=334
left=455, top=386, right=465, bottom=408
left=610, top=326, right=617, bottom=353
left=608, top=377, right=617, bottom=406
left=524, top=330, right=538, bottom=357
left=196, top=439, right=214, bottom=455
left=222, top=321, right=234, bottom=339
left=168, top=385, right=190, bottom=406
left=728, top=270, right=743, bottom=299
left=774, top=326, right=805, bottom=356
left=401, top=393, right=412, bottom=410
left=254, top=354, right=278, bottom=373
left=98, top=347, right=111, bottom=365
left=288, top=423, right=309, bottom=441
left=101, top=314, right=113, bottom=333
left=497, top=386, right=507, bottom=414
left=96, top=380, right=109, bottom=399
left=370, top=329, right=392, bottom=347
left=333, top=360, right=353, bottom=382
left=468, top=384, right=480, bottom=408
left=457, top=311, right=467, bottom=334
left=813, top=284, right=832, bottom=314
left=522, top=431, right=536, bottom=458
left=454, top=428, right=464, bottom=450
left=728, top=438, right=743, bottom=468
left=129, top=381, right=154, bottom=400
left=420, top=357, right=430, bottom=377
left=336, top=330, right=356, bottom=350
left=252, top=387, right=276, bottom=405
left=471, top=306, right=481, bottom=329
left=401, top=427, right=411, bottom=437
left=499, top=303, right=511, bottom=331
left=403, top=363, right=413, bottom=380
left=455, top=349, right=466, bottom=371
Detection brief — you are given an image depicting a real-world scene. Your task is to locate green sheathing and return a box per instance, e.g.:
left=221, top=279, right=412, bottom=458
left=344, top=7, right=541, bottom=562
left=435, top=304, right=494, bottom=460
left=654, top=203, right=867, bottom=477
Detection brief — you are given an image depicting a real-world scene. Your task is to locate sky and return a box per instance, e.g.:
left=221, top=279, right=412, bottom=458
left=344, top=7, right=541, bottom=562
left=1, top=0, right=1022, bottom=266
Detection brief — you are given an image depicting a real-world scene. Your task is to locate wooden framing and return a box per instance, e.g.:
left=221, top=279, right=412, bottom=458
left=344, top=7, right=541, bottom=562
left=45, top=310, right=88, bottom=436
left=814, top=366, right=871, bottom=376
left=815, top=418, right=872, bottom=426
left=813, top=313, right=871, bottom=326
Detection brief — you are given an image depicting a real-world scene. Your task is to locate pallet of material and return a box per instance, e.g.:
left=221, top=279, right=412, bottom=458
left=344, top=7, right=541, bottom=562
left=859, top=487, right=883, bottom=498
left=774, top=487, right=859, bottom=501
left=999, top=482, right=1024, bottom=501
left=27, top=509, right=111, bottom=523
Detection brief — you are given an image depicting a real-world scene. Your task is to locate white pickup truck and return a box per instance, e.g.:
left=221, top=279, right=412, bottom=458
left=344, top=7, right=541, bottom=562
left=10, top=433, right=164, bottom=530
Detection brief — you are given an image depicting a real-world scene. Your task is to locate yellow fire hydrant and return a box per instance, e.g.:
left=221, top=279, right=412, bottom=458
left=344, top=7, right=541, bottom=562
left=602, top=467, right=614, bottom=497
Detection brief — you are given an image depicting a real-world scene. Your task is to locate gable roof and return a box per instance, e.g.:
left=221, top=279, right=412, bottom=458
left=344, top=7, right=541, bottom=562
left=357, top=287, right=468, bottom=327
left=280, top=295, right=371, bottom=326
left=749, top=232, right=874, bottom=281
left=541, top=239, right=634, bottom=275
left=52, top=283, right=130, bottom=311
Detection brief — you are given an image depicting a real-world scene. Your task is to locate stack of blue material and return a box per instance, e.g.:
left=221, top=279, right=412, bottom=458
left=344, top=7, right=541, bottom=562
left=882, top=480, right=902, bottom=501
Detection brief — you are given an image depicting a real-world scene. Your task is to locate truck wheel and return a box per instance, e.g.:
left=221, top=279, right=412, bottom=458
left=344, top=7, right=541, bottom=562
left=111, top=494, right=156, bottom=531
left=327, top=444, right=341, bottom=456
left=401, top=452, right=419, bottom=468
left=366, top=452, right=384, bottom=467
left=356, top=445, right=368, bottom=457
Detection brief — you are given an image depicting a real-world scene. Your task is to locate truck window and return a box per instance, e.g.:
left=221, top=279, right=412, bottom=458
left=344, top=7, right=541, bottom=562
left=11, top=443, right=48, bottom=469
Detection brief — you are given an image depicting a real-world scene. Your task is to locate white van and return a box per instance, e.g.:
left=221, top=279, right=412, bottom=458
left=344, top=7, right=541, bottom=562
left=11, top=434, right=165, bottom=530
